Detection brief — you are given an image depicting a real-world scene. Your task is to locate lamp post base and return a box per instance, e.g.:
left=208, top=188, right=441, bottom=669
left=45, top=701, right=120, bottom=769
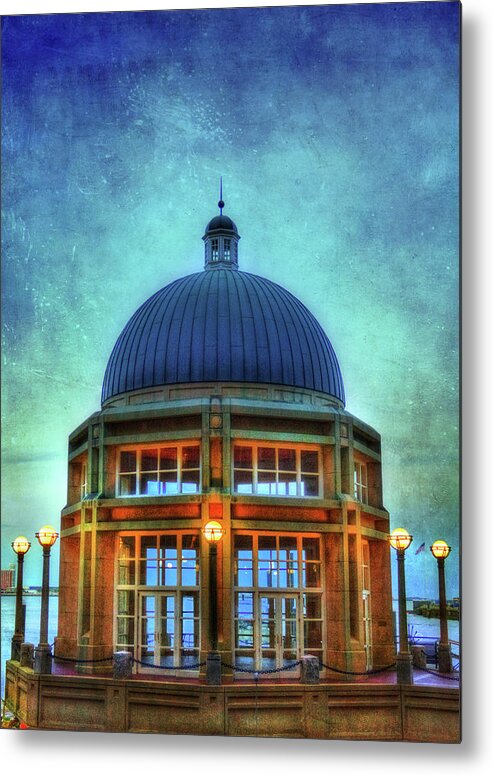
left=206, top=652, right=222, bottom=685
left=396, top=652, right=414, bottom=685
left=34, top=644, right=53, bottom=674
left=437, top=642, right=453, bottom=673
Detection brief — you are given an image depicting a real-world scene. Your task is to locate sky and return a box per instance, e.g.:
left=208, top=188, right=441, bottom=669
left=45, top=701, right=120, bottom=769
left=1, top=1, right=460, bottom=598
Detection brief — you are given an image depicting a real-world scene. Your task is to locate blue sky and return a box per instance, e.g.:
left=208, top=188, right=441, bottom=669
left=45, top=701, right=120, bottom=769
left=1, top=2, right=460, bottom=596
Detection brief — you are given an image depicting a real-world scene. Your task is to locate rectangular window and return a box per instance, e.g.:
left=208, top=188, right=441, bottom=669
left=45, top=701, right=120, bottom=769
left=115, top=532, right=200, bottom=668
left=80, top=461, right=88, bottom=499
left=233, top=443, right=320, bottom=497
left=233, top=533, right=323, bottom=671
left=117, top=444, right=200, bottom=497
left=211, top=238, right=219, bottom=261
left=224, top=238, right=231, bottom=261
left=354, top=460, right=368, bottom=503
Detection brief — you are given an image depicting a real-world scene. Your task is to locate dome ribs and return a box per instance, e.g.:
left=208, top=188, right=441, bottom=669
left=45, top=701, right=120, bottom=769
left=178, top=274, right=202, bottom=384
left=137, top=279, right=184, bottom=392
left=102, top=267, right=345, bottom=405
left=244, top=273, right=282, bottom=385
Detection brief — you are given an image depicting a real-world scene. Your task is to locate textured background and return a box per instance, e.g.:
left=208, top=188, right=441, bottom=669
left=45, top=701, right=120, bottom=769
left=1, top=3, right=459, bottom=596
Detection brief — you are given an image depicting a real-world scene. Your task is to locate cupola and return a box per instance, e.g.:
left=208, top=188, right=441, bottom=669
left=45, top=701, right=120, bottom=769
left=202, top=183, right=240, bottom=269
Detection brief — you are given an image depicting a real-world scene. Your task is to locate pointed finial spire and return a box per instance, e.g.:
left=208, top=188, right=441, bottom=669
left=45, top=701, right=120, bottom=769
left=218, top=176, right=224, bottom=215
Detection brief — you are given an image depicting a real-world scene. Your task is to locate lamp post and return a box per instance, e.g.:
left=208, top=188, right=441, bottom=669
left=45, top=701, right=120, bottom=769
left=202, top=520, right=225, bottom=685
left=34, top=525, right=59, bottom=674
left=430, top=540, right=453, bottom=673
left=202, top=520, right=225, bottom=651
left=389, top=527, right=413, bottom=685
left=11, top=536, right=31, bottom=661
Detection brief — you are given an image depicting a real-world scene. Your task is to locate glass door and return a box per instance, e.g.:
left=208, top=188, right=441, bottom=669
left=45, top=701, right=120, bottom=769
left=259, top=593, right=299, bottom=670
left=138, top=591, right=176, bottom=669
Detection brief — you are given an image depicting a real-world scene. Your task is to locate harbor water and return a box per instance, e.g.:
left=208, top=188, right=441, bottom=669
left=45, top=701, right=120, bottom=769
left=1, top=594, right=59, bottom=702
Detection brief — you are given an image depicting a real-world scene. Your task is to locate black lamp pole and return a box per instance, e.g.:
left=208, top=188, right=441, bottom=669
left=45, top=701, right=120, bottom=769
left=11, top=538, right=30, bottom=660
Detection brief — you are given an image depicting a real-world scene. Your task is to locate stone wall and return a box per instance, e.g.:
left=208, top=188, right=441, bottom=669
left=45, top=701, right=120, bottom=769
left=5, top=661, right=460, bottom=743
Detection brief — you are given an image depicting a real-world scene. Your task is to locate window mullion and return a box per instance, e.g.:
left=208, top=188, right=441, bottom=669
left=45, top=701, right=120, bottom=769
left=177, top=444, right=182, bottom=494
left=136, top=450, right=141, bottom=496
left=297, top=449, right=301, bottom=497
left=253, top=446, right=258, bottom=495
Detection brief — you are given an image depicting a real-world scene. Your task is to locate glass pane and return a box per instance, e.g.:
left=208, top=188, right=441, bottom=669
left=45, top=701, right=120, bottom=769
left=236, top=619, right=254, bottom=648
left=235, top=539, right=253, bottom=587
left=280, top=536, right=297, bottom=559
left=257, top=471, right=276, bottom=495
left=140, top=594, right=155, bottom=663
left=278, top=448, right=296, bottom=471
left=160, top=534, right=177, bottom=552
left=236, top=591, right=255, bottom=659
left=181, top=594, right=199, bottom=651
left=234, top=469, right=253, bottom=494
left=260, top=597, right=276, bottom=642
left=282, top=620, right=297, bottom=650
left=283, top=597, right=297, bottom=619
left=120, top=451, right=136, bottom=473
left=141, top=473, right=160, bottom=496
left=277, top=473, right=297, bottom=496
left=301, top=450, right=318, bottom=473
left=235, top=534, right=253, bottom=552
left=236, top=592, right=254, bottom=617
left=235, top=652, right=255, bottom=670
left=119, top=474, right=137, bottom=495
left=304, top=620, right=323, bottom=649
left=279, top=562, right=298, bottom=588
left=118, top=559, right=135, bottom=585
left=141, top=560, right=158, bottom=586
left=141, top=448, right=158, bottom=471
left=141, top=535, right=157, bottom=558
left=258, top=561, right=278, bottom=588
left=258, top=535, right=276, bottom=553
left=160, top=470, right=178, bottom=495
left=117, top=617, right=134, bottom=645
left=182, top=445, right=200, bottom=468
left=162, top=556, right=178, bottom=587
left=160, top=447, right=177, bottom=470
left=300, top=475, right=319, bottom=496
left=117, top=590, right=135, bottom=615
left=118, top=536, right=135, bottom=558
left=181, top=469, right=200, bottom=493
left=303, top=594, right=322, bottom=619
left=161, top=538, right=177, bottom=585
left=160, top=596, right=175, bottom=645
left=234, top=446, right=252, bottom=469
left=303, top=562, right=320, bottom=588
left=258, top=447, right=276, bottom=470
left=302, top=537, right=320, bottom=561
left=181, top=539, right=199, bottom=587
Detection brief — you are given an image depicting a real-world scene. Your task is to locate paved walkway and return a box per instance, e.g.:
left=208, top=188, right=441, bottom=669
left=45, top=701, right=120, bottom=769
left=49, top=661, right=460, bottom=688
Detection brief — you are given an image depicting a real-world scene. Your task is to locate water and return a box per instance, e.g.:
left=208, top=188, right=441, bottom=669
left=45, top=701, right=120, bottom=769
left=393, top=600, right=460, bottom=664
left=1, top=594, right=59, bottom=701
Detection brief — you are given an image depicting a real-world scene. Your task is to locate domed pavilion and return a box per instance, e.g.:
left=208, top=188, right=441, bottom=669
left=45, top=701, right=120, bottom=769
left=54, top=197, right=394, bottom=711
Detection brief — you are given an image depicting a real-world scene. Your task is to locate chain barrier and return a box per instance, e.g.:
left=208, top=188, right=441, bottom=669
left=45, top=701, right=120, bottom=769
left=220, top=660, right=302, bottom=675
left=54, top=655, right=114, bottom=664
left=415, top=666, right=460, bottom=682
left=319, top=661, right=396, bottom=676
left=49, top=654, right=458, bottom=681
